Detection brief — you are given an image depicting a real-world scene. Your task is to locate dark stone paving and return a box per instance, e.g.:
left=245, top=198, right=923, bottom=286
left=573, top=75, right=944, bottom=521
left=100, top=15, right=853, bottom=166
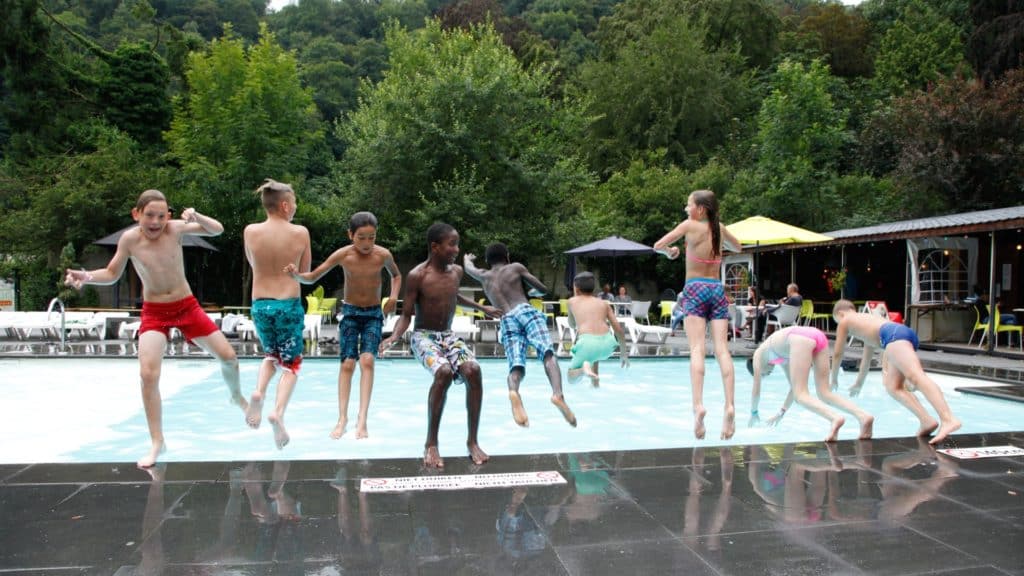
left=1, top=433, right=1022, bottom=575
left=2, top=327, right=1023, bottom=574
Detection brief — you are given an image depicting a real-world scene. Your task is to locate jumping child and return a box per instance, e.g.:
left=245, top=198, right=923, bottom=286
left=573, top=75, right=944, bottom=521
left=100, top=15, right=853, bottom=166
left=243, top=179, right=311, bottom=449
left=830, top=299, right=961, bottom=445
left=286, top=211, right=401, bottom=440
left=747, top=325, right=874, bottom=442
left=464, top=243, right=576, bottom=427
left=566, top=271, right=629, bottom=387
left=653, top=189, right=741, bottom=440
left=65, top=189, right=246, bottom=468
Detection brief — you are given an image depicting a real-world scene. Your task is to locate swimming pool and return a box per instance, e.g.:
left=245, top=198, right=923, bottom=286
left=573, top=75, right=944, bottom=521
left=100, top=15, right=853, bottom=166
left=2, top=357, right=1020, bottom=464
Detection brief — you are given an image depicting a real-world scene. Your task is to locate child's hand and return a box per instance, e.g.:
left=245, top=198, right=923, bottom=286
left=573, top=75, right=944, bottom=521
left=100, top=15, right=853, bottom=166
left=765, top=410, right=785, bottom=427
left=283, top=263, right=298, bottom=276
left=180, top=208, right=197, bottom=222
left=482, top=305, right=503, bottom=319
left=64, top=269, right=89, bottom=289
left=464, top=253, right=476, bottom=262
left=382, top=297, right=397, bottom=315
left=848, top=383, right=863, bottom=397
left=830, top=377, right=840, bottom=391
left=665, top=246, right=680, bottom=260
left=379, top=337, right=395, bottom=355
left=620, top=354, right=630, bottom=369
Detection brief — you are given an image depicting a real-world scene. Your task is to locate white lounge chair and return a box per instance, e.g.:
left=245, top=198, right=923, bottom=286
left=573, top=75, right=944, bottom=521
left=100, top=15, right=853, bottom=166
left=621, top=317, right=672, bottom=344
left=555, top=316, right=576, bottom=341
left=630, top=300, right=652, bottom=324
left=451, top=315, right=480, bottom=341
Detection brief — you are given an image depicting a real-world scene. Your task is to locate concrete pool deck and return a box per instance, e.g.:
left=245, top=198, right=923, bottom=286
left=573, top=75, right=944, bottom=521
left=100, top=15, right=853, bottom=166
left=1, top=325, right=1022, bottom=574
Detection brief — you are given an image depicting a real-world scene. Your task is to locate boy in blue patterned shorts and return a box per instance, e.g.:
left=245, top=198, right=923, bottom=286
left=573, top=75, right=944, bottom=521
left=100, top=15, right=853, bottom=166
left=287, top=211, right=402, bottom=440
left=379, top=223, right=499, bottom=468
left=465, top=243, right=577, bottom=428
left=243, top=179, right=312, bottom=450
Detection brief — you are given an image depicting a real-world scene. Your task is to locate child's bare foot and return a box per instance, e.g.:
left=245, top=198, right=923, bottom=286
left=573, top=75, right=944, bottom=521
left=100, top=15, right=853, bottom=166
left=467, top=442, right=489, bottom=465
left=917, top=418, right=939, bottom=438
left=721, top=406, right=736, bottom=440
left=509, top=390, right=529, bottom=427
left=858, top=415, right=874, bottom=439
left=137, top=441, right=166, bottom=469
left=143, top=462, right=167, bottom=482
left=329, top=417, right=348, bottom=439
left=268, top=413, right=290, bottom=449
left=825, top=416, right=845, bottom=442
left=582, top=362, right=600, bottom=381
left=929, top=417, right=962, bottom=445
left=551, top=395, right=577, bottom=427
left=694, top=406, right=707, bottom=440
left=355, top=421, right=368, bottom=440
left=568, top=368, right=584, bottom=385
left=245, top=394, right=264, bottom=429
left=825, top=442, right=843, bottom=470
left=424, top=446, right=444, bottom=468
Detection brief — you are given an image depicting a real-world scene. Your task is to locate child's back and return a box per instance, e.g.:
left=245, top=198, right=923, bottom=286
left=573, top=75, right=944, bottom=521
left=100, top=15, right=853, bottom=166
left=245, top=218, right=309, bottom=299
left=840, top=313, right=887, bottom=347
left=569, top=294, right=614, bottom=336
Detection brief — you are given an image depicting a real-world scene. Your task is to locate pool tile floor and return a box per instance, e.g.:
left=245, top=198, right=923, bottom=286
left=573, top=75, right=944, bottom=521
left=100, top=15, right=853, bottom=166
left=1, top=432, right=1022, bottom=575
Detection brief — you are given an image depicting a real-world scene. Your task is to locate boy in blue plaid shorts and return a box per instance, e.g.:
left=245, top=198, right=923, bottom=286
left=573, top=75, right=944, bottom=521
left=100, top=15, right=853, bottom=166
left=465, top=243, right=576, bottom=428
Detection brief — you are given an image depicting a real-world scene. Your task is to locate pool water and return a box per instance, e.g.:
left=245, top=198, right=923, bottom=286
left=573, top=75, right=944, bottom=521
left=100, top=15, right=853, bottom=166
left=1, top=357, right=1019, bottom=464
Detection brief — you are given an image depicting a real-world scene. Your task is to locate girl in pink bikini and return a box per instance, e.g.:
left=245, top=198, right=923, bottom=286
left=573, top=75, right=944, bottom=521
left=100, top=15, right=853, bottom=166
left=654, top=189, right=742, bottom=440
left=747, top=326, right=874, bottom=442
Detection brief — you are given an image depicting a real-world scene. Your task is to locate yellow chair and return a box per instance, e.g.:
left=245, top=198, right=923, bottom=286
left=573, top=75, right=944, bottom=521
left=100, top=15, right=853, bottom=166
left=968, top=305, right=988, bottom=347
left=800, top=300, right=831, bottom=329
left=306, top=286, right=337, bottom=323
left=529, top=298, right=554, bottom=325
left=659, top=301, right=674, bottom=325
left=991, top=306, right=1022, bottom=351
left=559, top=299, right=569, bottom=316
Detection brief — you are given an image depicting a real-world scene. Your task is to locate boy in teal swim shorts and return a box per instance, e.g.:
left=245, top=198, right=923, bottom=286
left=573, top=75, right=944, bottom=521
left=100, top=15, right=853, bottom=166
left=244, top=179, right=312, bottom=450
left=565, top=271, right=629, bottom=387
left=831, top=299, right=961, bottom=445
left=465, top=242, right=577, bottom=428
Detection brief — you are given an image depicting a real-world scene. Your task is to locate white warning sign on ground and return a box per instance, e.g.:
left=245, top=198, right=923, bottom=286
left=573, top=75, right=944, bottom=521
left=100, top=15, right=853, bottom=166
left=360, top=471, right=567, bottom=493
left=937, top=445, right=1024, bottom=459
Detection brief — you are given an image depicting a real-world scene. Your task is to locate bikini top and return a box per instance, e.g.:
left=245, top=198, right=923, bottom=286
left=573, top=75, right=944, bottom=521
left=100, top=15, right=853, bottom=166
left=685, top=251, right=722, bottom=265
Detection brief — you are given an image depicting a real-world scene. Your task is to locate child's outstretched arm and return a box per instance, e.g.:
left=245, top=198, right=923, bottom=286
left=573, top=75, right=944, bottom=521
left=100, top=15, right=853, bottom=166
left=605, top=303, right=629, bottom=367
left=765, top=390, right=794, bottom=427
left=720, top=224, right=742, bottom=254
left=653, top=222, right=688, bottom=259
left=179, top=208, right=224, bottom=236
left=65, top=237, right=131, bottom=288
left=749, top=348, right=764, bottom=426
left=286, top=248, right=342, bottom=284
left=829, top=320, right=849, bottom=389
left=517, top=265, right=549, bottom=296
left=463, top=253, right=486, bottom=283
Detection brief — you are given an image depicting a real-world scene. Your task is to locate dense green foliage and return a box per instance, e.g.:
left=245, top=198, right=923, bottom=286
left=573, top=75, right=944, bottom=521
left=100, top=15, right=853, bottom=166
left=1, top=0, right=1022, bottom=307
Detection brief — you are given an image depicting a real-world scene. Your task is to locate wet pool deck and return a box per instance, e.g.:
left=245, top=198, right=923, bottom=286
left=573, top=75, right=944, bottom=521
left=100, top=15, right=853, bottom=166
left=1, top=326, right=1022, bottom=575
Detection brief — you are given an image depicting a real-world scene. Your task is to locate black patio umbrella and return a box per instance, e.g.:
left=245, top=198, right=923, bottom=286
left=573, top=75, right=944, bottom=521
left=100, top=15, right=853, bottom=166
left=564, top=235, right=655, bottom=290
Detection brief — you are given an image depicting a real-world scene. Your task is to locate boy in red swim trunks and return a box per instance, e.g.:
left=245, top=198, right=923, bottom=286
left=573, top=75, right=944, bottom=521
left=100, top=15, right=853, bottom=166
left=831, top=299, right=961, bottom=445
left=65, top=189, right=246, bottom=468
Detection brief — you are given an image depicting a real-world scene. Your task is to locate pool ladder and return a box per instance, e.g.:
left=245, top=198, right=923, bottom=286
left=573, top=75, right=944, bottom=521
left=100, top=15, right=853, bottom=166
left=47, top=297, right=66, bottom=350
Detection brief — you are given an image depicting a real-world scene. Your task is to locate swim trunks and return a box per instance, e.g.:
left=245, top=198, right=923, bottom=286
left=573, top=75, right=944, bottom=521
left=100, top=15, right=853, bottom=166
left=499, top=303, right=554, bottom=371
left=765, top=326, right=828, bottom=365
left=879, top=322, right=919, bottom=350
left=339, top=302, right=384, bottom=361
left=410, top=330, right=477, bottom=382
left=680, top=278, right=729, bottom=321
left=569, top=331, right=618, bottom=369
left=140, top=295, right=218, bottom=343
left=252, top=297, right=305, bottom=373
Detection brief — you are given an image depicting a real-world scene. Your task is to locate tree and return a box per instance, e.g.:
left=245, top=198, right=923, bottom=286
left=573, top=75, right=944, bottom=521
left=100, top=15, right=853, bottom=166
left=165, top=23, right=323, bottom=300
left=747, top=59, right=850, bottom=230
left=580, top=12, right=751, bottom=174
left=873, top=0, right=966, bottom=95
left=872, top=69, right=1024, bottom=214
left=967, top=0, right=1024, bottom=84
left=796, top=3, right=873, bottom=77
left=337, top=20, right=594, bottom=260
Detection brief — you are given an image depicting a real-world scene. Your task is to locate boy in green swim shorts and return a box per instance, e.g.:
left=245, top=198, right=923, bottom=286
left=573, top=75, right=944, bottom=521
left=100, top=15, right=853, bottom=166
left=243, top=179, right=312, bottom=450
left=566, top=271, right=629, bottom=386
